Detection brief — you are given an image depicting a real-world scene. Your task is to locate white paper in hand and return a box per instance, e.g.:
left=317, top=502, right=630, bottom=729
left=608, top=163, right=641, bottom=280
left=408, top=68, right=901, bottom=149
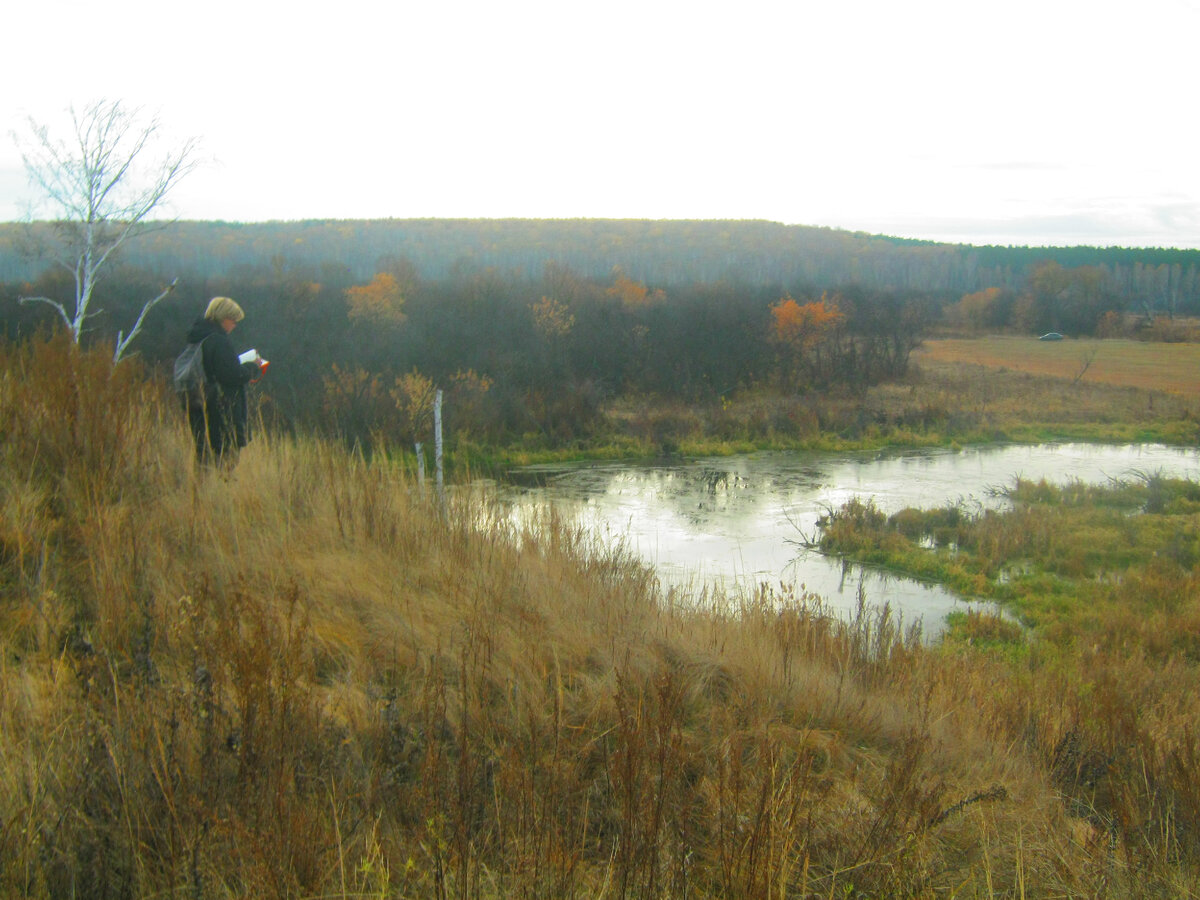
left=238, top=349, right=260, bottom=365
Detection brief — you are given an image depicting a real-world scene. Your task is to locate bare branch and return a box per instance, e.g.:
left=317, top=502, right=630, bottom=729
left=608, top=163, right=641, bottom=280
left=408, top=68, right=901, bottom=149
left=17, top=295, right=72, bottom=330
left=113, top=277, right=179, bottom=362
left=1071, top=346, right=1098, bottom=387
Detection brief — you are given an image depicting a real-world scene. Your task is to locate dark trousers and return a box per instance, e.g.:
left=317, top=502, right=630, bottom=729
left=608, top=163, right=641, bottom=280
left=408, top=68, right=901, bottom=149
left=186, top=396, right=241, bottom=464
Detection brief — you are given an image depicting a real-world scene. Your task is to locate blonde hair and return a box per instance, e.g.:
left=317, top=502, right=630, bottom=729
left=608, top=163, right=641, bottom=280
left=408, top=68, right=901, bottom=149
left=204, top=296, right=245, bottom=324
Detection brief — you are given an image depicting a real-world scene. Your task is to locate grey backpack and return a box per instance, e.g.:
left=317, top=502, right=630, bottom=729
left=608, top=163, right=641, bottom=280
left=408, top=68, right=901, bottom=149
left=173, top=337, right=210, bottom=405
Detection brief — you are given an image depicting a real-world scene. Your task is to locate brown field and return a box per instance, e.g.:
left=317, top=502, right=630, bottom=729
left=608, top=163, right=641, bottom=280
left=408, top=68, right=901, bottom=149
left=915, top=335, right=1200, bottom=395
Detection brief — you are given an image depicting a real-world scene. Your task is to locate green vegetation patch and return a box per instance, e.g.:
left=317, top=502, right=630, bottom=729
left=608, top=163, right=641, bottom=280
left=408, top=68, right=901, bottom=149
left=818, top=474, right=1200, bottom=656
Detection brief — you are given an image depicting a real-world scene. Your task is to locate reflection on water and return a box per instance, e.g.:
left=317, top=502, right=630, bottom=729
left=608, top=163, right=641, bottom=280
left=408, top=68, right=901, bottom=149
left=498, top=443, right=1200, bottom=633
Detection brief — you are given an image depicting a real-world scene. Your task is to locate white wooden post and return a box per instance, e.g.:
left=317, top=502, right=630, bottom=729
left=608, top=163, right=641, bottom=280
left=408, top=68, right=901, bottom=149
left=434, top=389, right=444, bottom=505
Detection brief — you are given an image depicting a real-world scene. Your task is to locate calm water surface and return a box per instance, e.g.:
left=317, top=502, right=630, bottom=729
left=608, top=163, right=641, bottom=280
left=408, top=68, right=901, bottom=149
left=499, top=443, right=1200, bottom=632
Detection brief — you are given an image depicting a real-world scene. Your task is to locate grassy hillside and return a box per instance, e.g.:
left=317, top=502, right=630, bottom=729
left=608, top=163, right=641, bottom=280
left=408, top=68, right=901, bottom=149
left=2, top=336, right=1197, bottom=897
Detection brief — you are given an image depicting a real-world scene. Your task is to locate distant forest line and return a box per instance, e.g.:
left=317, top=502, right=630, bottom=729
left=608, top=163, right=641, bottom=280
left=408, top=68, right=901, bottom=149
left=3, top=218, right=1199, bottom=447
left=3, top=218, right=1200, bottom=301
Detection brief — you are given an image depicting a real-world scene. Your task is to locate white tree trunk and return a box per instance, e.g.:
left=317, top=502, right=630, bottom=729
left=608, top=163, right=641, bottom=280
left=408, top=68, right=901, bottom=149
left=14, top=101, right=198, bottom=359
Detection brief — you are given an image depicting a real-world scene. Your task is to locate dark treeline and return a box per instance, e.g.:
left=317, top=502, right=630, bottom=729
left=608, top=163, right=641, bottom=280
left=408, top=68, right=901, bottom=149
left=4, top=218, right=1200, bottom=303
left=2, top=217, right=1196, bottom=446
left=0, top=248, right=931, bottom=445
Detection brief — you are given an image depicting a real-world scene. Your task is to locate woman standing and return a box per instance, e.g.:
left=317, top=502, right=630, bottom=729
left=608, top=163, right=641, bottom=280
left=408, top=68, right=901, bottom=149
left=182, top=297, right=260, bottom=465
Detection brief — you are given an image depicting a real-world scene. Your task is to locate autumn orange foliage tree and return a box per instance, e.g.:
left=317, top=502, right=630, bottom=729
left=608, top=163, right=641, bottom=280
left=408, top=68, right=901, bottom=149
left=769, top=294, right=845, bottom=388
left=530, top=296, right=575, bottom=340
left=770, top=294, right=844, bottom=348
left=608, top=267, right=665, bottom=308
left=345, top=272, right=407, bottom=325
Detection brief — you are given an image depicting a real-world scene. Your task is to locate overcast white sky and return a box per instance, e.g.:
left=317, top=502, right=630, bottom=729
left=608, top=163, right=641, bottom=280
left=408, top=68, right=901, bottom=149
left=5, top=0, right=1199, bottom=248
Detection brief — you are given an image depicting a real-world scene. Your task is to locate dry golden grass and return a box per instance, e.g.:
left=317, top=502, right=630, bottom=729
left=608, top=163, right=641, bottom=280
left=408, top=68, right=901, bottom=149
left=916, top=335, right=1200, bottom=395
left=2, top=336, right=1198, bottom=898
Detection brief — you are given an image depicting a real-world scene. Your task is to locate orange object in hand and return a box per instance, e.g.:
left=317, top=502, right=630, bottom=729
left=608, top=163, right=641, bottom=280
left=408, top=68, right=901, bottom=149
left=250, top=357, right=269, bottom=384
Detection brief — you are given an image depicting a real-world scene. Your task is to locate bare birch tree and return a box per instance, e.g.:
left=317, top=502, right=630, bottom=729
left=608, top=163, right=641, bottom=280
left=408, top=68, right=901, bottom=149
left=13, top=100, right=199, bottom=361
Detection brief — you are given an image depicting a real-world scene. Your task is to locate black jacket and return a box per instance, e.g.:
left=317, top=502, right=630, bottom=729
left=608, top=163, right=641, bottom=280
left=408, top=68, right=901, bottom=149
left=185, top=318, right=255, bottom=398
left=184, top=318, right=258, bottom=454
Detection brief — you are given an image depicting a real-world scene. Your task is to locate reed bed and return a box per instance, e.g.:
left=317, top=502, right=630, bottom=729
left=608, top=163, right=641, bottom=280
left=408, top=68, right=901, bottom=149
left=0, top=336, right=1194, bottom=898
